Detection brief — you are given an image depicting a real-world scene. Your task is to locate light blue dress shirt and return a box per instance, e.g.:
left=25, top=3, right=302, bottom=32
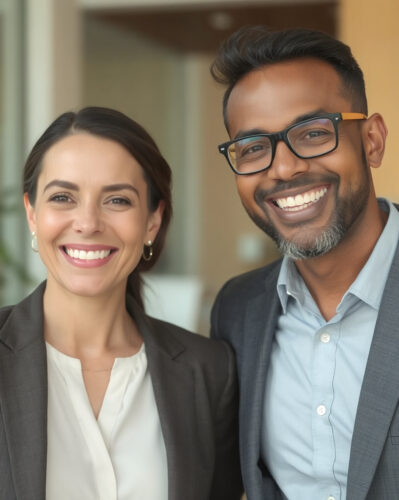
left=261, top=199, right=399, bottom=500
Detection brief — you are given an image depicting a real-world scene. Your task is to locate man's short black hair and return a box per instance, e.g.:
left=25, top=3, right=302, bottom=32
left=210, top=26, right=368, bottom=130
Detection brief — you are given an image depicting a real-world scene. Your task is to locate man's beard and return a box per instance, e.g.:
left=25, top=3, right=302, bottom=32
left=246, top=154, right=371, bottom=260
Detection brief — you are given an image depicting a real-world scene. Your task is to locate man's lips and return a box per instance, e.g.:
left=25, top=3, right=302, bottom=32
left=270, top=185, right=329, bottom=212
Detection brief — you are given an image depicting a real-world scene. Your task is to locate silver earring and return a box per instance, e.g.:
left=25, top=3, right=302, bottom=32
left=142, top=240, right=153, bottom=261
left=31, top=231, right=38, bottom=253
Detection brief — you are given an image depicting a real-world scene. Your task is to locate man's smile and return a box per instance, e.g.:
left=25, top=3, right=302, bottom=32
left=272, top=186, right=328, bottom=212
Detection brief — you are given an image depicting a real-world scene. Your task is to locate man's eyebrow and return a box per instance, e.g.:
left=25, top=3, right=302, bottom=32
left=233, top=109, right=327, bottom=140
left=234, top=128, right=266, bottom=140
left=292, top=109, right=326, bottom=125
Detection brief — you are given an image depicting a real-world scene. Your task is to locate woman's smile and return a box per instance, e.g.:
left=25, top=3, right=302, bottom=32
left=61, top=244, right=118, bottom=268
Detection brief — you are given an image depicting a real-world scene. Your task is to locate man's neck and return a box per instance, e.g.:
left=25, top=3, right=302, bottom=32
left=295, top=201, right=388, bottom=321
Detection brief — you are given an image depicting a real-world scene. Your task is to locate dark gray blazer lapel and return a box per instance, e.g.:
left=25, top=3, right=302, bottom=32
left=347, top=242, right=399, bottom=500
left=0, top=283, right=47, bottom=500
left=128, top=298, right=214, bottom=500
left=211, top=263, right=283, bottom=499
left=239, top=266, right=282, bottom=498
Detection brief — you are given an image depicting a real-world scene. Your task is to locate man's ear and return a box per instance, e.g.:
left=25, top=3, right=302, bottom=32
left=362, top=113, right=388, bottom=169
left=23, top=193, right=36, bottom=233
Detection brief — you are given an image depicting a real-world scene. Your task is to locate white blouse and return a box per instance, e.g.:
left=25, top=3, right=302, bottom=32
left=45, top=342, right=168, bottom=500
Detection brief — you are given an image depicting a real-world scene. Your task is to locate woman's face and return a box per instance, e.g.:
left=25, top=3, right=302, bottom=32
left=24, top=132, right=163, bottom=298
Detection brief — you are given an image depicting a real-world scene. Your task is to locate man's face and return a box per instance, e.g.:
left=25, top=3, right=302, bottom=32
left=226, top=58, right=371, bottom=259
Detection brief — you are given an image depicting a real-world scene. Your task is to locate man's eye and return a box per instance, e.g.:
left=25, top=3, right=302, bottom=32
left=296, top=128, right=333, bottom=142
left=238, top=140, right=270, bottom=159
left=306, top=129, right=329, bottom=138
left=242, top=144, right=265, bottom=156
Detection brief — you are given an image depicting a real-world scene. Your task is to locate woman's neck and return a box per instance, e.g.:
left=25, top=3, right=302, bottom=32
left=43, top=280, right=142, bottom=360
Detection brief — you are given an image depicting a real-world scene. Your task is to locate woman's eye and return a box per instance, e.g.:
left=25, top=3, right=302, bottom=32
left=108, top=197, right=132, bottom=206
left=49, top=193, right=72, bottom=203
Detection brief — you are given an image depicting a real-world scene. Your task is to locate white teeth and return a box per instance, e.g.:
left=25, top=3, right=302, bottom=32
left=275, top=187, right=327, bottom=211
left=296, top=194, right=304, bottom=205
left=65, top=248, right=112, bottom=260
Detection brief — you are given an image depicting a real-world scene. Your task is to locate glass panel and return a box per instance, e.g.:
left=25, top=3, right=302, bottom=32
left=83, top=16, right=189, bottom=274
left=0, top=0, right=26, bottom=305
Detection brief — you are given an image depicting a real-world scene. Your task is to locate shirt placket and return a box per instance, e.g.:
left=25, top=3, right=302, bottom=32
left=63, top=360, right=118, bottom=500
left=311, top=322, right=341, bottom=500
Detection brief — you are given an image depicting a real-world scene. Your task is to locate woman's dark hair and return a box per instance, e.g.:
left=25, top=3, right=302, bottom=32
left=210, top=26, right=368, bottom=129
left=23, top=106, right=172, bottom=309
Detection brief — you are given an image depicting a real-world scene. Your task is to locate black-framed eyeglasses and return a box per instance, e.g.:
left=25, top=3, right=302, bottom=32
left=218, top=112, right=367, bottom=175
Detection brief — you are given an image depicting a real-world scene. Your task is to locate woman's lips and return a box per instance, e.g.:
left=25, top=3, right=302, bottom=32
left=60, top=245, right=117, bottom=267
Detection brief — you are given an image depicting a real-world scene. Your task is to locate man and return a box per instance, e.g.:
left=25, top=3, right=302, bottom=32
left=210, top=26, right=399, bottom=500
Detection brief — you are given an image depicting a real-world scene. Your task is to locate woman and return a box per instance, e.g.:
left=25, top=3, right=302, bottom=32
left=0, top=107, right=242, bottom=500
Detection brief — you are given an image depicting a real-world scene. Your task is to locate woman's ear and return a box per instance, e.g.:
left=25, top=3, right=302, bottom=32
left=145, top=200, right=165, bottom=243
left=362, top=113, right=388, bottom=169
left=23, top=193, right=36, bottom=233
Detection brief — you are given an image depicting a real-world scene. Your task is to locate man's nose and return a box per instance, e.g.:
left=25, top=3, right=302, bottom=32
left=72, top=203, right=104, bottom=234
left=267, top=140, right=310, bottom=181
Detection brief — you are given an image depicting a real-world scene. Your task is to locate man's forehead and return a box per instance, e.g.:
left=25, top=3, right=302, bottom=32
left=236, top=57, right=340, bottom=86
left=226, top=58, right=348, bottom=135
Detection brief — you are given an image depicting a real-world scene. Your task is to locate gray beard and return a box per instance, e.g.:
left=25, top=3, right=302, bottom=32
left=247, top=152, right=370, bottom=260
left=275, top=219, right=345, bottom=259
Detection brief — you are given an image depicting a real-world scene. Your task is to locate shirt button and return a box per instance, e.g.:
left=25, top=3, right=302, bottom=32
left=317, top=405, right=326, bottom=416
left=327, top=496, right=335, bottom=500
left=320, top=332, right=330, bottom=343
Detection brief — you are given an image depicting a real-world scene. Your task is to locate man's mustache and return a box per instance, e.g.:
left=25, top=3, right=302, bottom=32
left=254, top=173, right=339, bottom=202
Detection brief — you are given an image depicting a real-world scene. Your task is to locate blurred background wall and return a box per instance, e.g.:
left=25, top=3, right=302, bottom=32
left=0, top=0, right=397, bottom=334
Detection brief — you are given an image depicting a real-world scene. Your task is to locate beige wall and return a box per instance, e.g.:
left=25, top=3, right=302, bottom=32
left=83, top=17, right=191, bottom=275
left=339, top=0, right=399, bottom=201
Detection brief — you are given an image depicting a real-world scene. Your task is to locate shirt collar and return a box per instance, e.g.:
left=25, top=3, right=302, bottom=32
left=344, top=198, right=399, bottom=309
left=277, top=198, right=399, bottom=313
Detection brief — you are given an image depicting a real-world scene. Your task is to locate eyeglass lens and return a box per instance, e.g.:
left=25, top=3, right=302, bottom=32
left=228, top=117, right=337, bottom=174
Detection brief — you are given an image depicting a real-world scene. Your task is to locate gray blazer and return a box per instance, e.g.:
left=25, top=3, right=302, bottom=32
left=211, top=238, right=399, bottom=500
left=0, top=282, right=242, bottom=500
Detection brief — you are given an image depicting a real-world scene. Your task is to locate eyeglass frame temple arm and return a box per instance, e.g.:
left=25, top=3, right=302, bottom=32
left=340, top=112, right=367, bottom=121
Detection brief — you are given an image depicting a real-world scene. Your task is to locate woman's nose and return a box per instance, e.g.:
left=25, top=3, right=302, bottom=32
left=71, top=204, right=104, bottom=234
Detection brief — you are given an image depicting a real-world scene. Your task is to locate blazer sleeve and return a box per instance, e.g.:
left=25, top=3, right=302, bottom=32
left=209, top=340, right=243, bottom=500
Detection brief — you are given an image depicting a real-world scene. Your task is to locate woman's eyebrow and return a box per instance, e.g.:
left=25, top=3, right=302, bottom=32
left=102, top=184, right=139, bottom=197
left=43, top=180, right=78, bottom=193
left=43, top=181, right=139, bottom=197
